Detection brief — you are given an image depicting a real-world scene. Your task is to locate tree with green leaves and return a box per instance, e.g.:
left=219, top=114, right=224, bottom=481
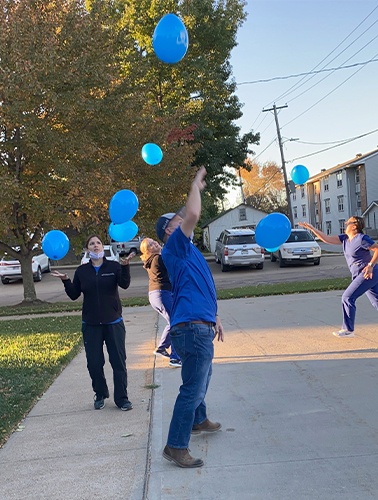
left=0, top=0, right=195, bottom=303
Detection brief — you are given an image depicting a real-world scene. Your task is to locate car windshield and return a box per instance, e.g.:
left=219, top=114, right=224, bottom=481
left=286, top=232, right=314, bottom=243
left=226, top=235, right=256, bottom=245
left=104, top=249, right=112, bottom=257
left=1, top=254, right=18, bottom=262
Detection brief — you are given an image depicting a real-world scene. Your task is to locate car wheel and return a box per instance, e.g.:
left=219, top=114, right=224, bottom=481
left=314, top=258, right=320, bottom=266
left=46, top=260, right=51, bottom=273
left=256, top=262, right=264, bottom=270
left=1, top=277, right=10, bottom=284
left=128, top=248, right=138, bottom=255
left=33, top=267, right=42, bottom=282
left=221, top=260, right=229, bottom=272
left=214, top=254, right=220, bottom=264
left=270, top=253, right=277, bottom=263
left=279, top=253, right=286, bottom=268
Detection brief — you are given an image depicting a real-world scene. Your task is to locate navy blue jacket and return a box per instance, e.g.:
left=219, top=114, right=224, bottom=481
left=63, top=258, right=131, bottom=325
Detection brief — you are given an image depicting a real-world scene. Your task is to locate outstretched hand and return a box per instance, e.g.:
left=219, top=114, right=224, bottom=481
left=51, top=270, right=69, bottom=280
left=193, top=166, right=207, bottom=192
left=120, top=251, right=136, bottom=265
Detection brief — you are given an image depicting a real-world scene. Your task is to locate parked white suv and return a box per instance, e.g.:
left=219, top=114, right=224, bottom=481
left=111, top=237, right=142, bottom=256
left=215, top=229, right=265, bottom=272
left=81, top=245, right=119, bottom=265
left=0, top=252, right=50, bottom=284
left=270, top=229, right=321, bottom=267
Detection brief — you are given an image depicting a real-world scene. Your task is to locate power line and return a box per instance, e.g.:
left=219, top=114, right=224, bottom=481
left=288, top=128, right=378, bottom=163
left=236, top=58, right=378, bottom=85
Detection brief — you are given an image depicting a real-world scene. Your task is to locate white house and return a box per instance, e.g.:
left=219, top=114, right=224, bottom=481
left=363, top=201, right=378, bottom=238
left=202, top=204, right=268, bottom=252
left=290, top=148, right=378, bottom=236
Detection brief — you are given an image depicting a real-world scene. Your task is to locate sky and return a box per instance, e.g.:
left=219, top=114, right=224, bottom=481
left=228, top=0, right=378, bottom=201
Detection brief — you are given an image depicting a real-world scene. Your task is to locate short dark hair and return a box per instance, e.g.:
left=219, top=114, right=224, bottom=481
left=85, top=234, right=103, bottom=249
left=352, top=216, right=365, bottom=233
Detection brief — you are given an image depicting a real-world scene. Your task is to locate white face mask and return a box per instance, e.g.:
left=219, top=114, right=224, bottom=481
left=89, top=251, right=104, bottom=260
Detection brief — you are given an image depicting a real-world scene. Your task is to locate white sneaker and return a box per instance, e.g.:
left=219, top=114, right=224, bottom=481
left=332, top=329, right=354, bottom=338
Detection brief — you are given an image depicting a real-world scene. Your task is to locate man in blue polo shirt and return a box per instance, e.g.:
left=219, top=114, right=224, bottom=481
left=155, top=166, right=224, bottom=468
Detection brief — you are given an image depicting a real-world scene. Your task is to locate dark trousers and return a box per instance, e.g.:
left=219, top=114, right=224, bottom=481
left=82, top=321, right=129, bottom=406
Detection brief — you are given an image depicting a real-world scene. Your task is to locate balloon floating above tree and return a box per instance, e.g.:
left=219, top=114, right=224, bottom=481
left=109, top=189, right=139, bottom=225
left=291, top=164, right=310, bottom=185
left=108, top=220, right=138, bottom=243
left=255, top=213, right=291, bottom=249
left=42, top=230, right=70, bottom=260
left=141, top=143, right=163, bottom=165
left=152, top=13, right=189, bottom=64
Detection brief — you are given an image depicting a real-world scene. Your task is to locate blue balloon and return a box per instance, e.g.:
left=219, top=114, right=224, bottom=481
left=265, top=246, right=280, bottom=252
left=255, top=213, right=291, bottom=249
left=153, top=13, right=189, bottom=64
left=291, top=164, right=310, bottom=185
left=141, top=143, right=163, bottom=166
left=42, top=230, right=70, bottom=260
left=108, top=221, right=138, bottom=243
left=109, top=190, right=139, bottom=224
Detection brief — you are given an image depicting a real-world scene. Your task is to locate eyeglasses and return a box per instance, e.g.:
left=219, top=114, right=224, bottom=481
left=346, top=221, right=357, bottom=226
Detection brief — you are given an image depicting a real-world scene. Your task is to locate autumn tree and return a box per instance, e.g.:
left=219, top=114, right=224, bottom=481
left=240, top=160, right=288, bottom=215
left=0, top=0, right=195, bottom=304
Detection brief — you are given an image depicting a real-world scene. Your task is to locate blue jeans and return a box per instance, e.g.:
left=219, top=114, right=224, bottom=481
left=167, top=323, right=214, bottom=449
left=342, top=268, right=378, bottom=331
left=149, top=290, right=180, bottom=361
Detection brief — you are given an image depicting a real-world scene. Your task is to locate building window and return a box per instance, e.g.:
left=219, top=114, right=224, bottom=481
left=315, top=201, right=319, bottom=215
left=339, top=219, right=345, bottom=233
left=293, top=206, right=298, bottom=219
left=336, top=171, right=343, bottom=188
left=302, top=204, right=306, bottom=217
left=301, top=186, right=305, bottom=198
left=337, top=195, right=344, bottom=212
left=324, top=176, right=329, bottom=191
left=355, top=168, right=360, bottom=183
left=326, top=221, right=332, bottom=235
left=325, top=198, right=330, bottom=214
left=239, top=207, right=247, bottom=221
left=356, top=194, right=361, bottom=209
left=292, top=192, right=296, bottom=201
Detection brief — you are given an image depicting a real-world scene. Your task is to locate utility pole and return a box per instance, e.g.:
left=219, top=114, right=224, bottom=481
left=262, top=103, right=294, bottom=227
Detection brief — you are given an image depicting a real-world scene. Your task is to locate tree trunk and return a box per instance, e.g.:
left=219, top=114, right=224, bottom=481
left=19, top=254, right=38, bottom=303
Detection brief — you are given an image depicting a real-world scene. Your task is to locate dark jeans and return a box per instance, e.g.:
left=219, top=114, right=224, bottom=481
left=82, top=321, right=129, bottom=406
left=167, top=322, right=214, bottom=449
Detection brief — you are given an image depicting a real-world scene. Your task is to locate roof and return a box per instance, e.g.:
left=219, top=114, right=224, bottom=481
left=223, top=228, right=255, bottom=235
left=307, top=148, right=378, bottom=183
left=362, top=200, right=378, bottom=216
left=201, top=203, right=268, bottom=228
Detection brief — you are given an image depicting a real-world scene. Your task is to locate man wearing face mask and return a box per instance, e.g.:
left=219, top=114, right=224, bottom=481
left=155, top=167, right=224, bottom=468
left=52, top=235, right=135, bottom=411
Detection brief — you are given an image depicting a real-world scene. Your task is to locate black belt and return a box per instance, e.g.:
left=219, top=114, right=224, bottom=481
left=173, top=321, right=214, bottom=328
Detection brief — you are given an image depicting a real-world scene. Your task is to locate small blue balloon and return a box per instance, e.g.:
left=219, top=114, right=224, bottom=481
left=42, top=230, right=70, bottom=260
left=109, top=190, right=139, bottom=224
left=141, top=143, right=163, bottom=166
left=108, top=221, right=138, bottom=243
left=255, top=213, right=291, bottom=249
left=291, top=164, right=310, bottom=185
left=153, top=13, right=189, bottom=64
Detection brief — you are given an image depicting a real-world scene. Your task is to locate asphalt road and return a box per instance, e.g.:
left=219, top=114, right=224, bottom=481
left=0, top=254, right=349, bottom=307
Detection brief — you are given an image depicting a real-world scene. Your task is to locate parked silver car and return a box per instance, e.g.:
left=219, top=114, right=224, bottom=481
left=270, top=229, right=321, bottom=267
left=214, top=229, right=265, bottom=272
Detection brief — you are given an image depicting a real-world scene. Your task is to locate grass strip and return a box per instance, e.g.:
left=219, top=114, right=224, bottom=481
left=0, top=316, right=82, bottom=447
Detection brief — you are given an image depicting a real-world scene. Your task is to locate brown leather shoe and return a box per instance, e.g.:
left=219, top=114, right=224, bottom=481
left=191, top=418, right=222, bottom=435
left=163, top=445, right=204, bottom=468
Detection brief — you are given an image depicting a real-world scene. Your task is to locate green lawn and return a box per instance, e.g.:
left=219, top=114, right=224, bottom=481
left=0, top=316, right=82, bottom=447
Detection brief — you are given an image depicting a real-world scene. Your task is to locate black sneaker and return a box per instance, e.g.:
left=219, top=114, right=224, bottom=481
left=94, top=395, right=105, bottom=410
left=169, top=359, right=182, bottom=368
left=154, top=348, right=170, bottom=358
left=119, top=400, right=133, bottom=411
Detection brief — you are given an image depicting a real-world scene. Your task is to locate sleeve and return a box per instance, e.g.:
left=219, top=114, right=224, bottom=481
left=361, top=234, right=375, bottom=249
left=338, top=234, right=347, bottom=243
left=117, top=262, right=131, bottom=290
left=63, top=270, right=82, bottom=301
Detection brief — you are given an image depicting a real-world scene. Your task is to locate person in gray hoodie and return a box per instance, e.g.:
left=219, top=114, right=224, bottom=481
left=140, top=238, right=181, bottom=367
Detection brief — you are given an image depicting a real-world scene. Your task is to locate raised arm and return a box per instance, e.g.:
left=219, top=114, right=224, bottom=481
left=180, top=166, right=207, bottom=238
left=298, top=222, right=341, bottom=245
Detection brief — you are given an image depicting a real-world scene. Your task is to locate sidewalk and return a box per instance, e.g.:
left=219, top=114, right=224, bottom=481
left=1, top=292, right=378, bottom=499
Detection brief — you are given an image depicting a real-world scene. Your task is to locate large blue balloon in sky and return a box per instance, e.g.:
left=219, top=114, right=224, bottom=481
left=291, top=164, right=310, bottom=185
left=42, top=230, right=70, bottom=260
left=152, top=13, right=189, bottom=64
left=255, top=213, right=291, bottom=249
left=141, top=143, right=163, bottom=165
left=108, top=221, right=138, bottom=243
left=109, top=189, right=139, bottom=225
